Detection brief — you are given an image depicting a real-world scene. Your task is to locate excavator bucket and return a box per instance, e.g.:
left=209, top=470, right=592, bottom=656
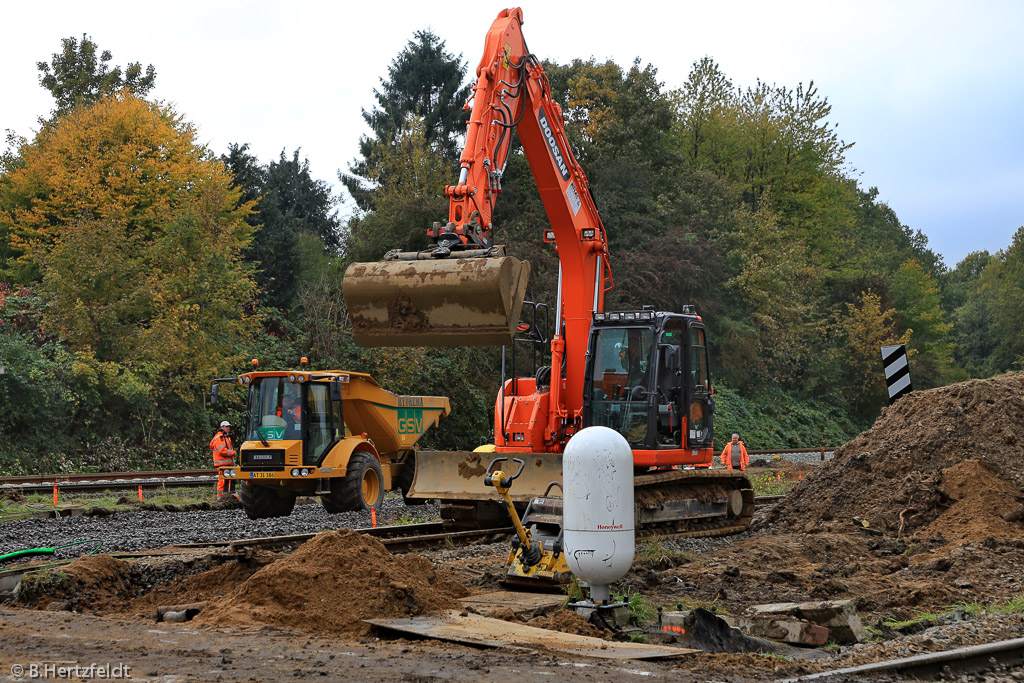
left=408, top=450, right=563, bottom=503
left=343, top=257, right=530, bottom=347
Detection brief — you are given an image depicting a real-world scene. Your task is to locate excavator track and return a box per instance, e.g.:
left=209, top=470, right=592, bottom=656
left=631, top=468, right=755, bottom=540
left=436, top=467, right=754, bottom=539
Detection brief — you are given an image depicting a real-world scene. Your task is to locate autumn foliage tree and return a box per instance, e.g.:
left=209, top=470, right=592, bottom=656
left=0, top=92, right=257, bottom=407
left=840, top=290, right=911, bottom=414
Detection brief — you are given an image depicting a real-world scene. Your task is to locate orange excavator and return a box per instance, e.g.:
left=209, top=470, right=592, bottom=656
left=343, top=8, right=753, bottom=540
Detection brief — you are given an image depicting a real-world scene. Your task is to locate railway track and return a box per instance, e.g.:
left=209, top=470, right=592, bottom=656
left=790, top=636, right=1024, bottom=681
left=0, top=469, right=217, bottom=492
left=0, top=521, right=514, bottom=593
left=0, top=449, right=835, bottom=494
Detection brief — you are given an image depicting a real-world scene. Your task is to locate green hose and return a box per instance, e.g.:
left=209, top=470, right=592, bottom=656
left=0, top=548, right=54, bottom=563
left=0, top=539, right=102, bottom=565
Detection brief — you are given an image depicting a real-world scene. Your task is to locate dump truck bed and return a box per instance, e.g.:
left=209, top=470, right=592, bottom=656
left=336, top=372, right=450, bottom=453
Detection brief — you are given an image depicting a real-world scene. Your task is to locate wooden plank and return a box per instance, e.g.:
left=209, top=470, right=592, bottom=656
left=365, top=610, right=697, bottom=660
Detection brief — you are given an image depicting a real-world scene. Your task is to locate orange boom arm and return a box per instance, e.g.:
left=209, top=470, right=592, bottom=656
left=439, top=8, right=612, bottom=437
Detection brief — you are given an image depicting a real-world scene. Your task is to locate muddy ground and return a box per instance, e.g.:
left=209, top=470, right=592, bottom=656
left=3, top=373, right=1024, bottom=681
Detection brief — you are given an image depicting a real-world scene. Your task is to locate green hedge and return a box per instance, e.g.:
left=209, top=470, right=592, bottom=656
left=711, top=384, right=864, bottom=450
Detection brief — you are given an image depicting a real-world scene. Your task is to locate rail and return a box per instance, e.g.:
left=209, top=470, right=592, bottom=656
left=0, top=470, right=217, bottom=493
left=789, top=636, right=1024, bottom=680
left=0, top=448, right=837, bottom=494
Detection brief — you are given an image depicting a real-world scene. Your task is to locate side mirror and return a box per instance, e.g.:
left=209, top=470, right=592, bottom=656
left=329, top=379, right=343, bottom=402
left=210, top=383, right=220, bottom=405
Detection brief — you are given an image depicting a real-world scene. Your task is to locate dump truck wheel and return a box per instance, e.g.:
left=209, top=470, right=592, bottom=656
left=239, top=482, right=296, bottom=519
left=322, top=451, right=384, bottom=512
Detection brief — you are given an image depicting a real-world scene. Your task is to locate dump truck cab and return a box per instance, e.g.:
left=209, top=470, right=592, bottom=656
left=210, top=363, right=449, bottom=520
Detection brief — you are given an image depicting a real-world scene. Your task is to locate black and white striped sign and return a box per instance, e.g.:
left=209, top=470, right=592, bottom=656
left=881, top=344, right=912, bottom=404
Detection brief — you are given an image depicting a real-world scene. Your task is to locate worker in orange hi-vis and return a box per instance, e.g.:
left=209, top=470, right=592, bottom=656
left=719, top=433, right=749, bottom=471
left=210, top=420, right=237, bottom=499
left=280, top=394, right=302, bottom=437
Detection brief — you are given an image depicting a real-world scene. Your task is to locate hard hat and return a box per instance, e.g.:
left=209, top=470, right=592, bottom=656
left=220, top=420, right=231, bottom=427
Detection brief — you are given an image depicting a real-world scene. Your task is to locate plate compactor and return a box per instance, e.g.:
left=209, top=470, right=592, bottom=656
left=484, top=457, right=571, bottom=589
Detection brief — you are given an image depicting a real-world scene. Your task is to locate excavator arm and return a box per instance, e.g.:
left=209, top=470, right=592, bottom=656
left=343, top=8, right=611, bottom=375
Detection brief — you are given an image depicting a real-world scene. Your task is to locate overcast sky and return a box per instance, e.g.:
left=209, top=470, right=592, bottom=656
left=3, top=0, right=1022, bottom=268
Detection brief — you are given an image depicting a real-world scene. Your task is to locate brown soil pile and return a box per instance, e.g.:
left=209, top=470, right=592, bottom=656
left=19, top=555, right=133, bottom=611
left=195, top=530, right=469, bottom=635
left=128, top=558, right=269, bottom=613
left=763, top=372, right=1024, bottom=539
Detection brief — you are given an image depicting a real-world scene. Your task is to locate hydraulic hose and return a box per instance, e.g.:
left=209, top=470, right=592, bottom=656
left=0, top=548, right=54, bottom=563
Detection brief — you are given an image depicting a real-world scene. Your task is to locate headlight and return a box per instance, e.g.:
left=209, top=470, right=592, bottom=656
left=243, top=376, right=252, bottom=384
left=291, top=468, right=300, bottom=477
left=297, top=374, right=307, bottom=383
left=300, top=469, right=309, bottom=477
left=288, top=373, right=297, bottom=382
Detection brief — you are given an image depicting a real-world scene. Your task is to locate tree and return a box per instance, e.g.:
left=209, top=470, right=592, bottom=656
left=0, top=91, right=256, bottom=401
left=840, top=290, right=910, bottom=414
left=720, top=195, right=822, bottom=387
left=342, top=30, right=469, bottom=211
left=37, top=35, right=156, bottom=118
left=343, top=117, right=452, bottom=262
left=890, top=259, right=954, bottom=387
left=988, top=227, right=1024, bottom=371
left=672, top=57, right=735, bottom=166
left=223, top=145, right=340, bottom=312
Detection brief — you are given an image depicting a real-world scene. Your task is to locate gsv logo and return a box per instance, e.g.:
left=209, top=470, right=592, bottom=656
left=397, top=408, right=424, bottom=434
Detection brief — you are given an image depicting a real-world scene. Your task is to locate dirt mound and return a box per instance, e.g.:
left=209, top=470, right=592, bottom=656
left=919, top=460, right=1023, bottom=544
left=764, top=372, right=1024, bottom=539
left=195, top=530, right=469, bottom=634
left=128, top=557, right=269, bottom=613
left=18, top=554, right=134, bottom=611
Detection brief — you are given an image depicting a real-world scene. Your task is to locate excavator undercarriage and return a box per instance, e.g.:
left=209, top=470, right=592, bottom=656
left=408, top=450, right=753, bottom=540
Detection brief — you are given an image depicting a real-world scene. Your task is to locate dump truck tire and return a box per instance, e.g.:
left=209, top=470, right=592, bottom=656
left=322, top=451, right=384, bottom=512
left=239, top=482, right=296, bottom=519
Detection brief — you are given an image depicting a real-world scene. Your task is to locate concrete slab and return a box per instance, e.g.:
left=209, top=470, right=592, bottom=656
left=365, top=610, right=697, bottom=660
left=745, top=599, right=865, bottom=644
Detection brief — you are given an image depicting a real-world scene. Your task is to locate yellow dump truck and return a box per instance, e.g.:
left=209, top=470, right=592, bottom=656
left=210, top=362, right=449, bottom=519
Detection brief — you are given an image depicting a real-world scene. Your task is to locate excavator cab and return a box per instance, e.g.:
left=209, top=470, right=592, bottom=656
left=583, top=310, right=713, bottom=450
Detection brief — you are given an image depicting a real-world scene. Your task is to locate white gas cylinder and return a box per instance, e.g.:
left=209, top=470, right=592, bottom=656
left=562, top=426, right=634, bottom=603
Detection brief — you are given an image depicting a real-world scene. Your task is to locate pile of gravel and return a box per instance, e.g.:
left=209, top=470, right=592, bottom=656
left=0, top=496, right=440, bottom=557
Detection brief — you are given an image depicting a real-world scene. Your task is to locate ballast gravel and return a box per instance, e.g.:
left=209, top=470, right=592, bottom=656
left=0, top=496, right=440, bottom=557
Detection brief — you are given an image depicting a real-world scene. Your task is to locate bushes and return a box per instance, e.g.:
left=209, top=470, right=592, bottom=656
left=712, top=383, right=864, bottom=450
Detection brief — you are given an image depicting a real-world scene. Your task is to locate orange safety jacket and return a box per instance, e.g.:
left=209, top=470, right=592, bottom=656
left=210, top=430, right=236, bottom=468
left=719, top=440, right=749, bottom=470
left=276, top=406, right=301, bottom=421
